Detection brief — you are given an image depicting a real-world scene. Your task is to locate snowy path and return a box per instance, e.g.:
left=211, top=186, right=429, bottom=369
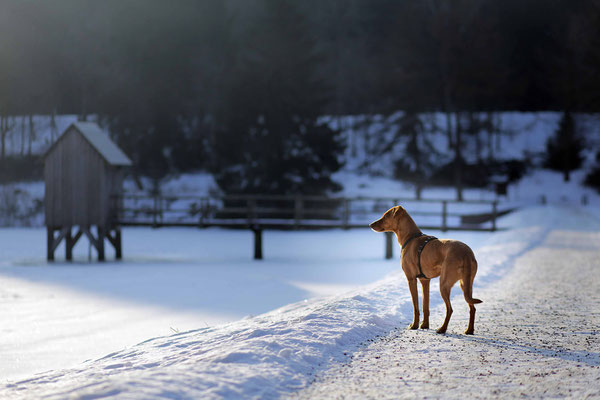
left=291, top=229, right=600, bottom=399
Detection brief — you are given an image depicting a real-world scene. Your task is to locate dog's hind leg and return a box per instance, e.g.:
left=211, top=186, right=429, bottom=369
left=420, top=278, right=430, bottom=329
left=408, top=278, right=420, bottom=329
left=460, top=280, right=477, bottom=334
left=466, top=303, right=476, bottom=335
left=460, top=259, right=482, bottom=335
left=436, top=281, right=453, bottom=334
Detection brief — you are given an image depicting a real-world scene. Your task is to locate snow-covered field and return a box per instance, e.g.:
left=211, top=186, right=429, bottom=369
left=1, top=204, right=598, bottom=398
left=0, top=227, right=405, bottom=382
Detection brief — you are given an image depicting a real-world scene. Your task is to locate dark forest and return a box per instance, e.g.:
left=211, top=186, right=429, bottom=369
left=1, top=0, right=600, bottom=193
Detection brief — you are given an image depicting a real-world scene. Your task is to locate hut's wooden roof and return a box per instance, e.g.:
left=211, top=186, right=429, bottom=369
left=46, top=122, right=132, bottom=167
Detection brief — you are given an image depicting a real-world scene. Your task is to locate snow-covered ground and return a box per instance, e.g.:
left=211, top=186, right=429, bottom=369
left=2, top=205, right=598, bottom=398
left=0, top=227, right=403, bottom=382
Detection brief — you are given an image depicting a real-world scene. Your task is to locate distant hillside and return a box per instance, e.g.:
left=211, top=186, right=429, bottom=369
left=1, top=112, right=599, bottom=226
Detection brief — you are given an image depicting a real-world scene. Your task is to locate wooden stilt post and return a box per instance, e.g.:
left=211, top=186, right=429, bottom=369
left=65, top=226, right=73, bottom=261
left=47, top=226, right=55, bottom=261
left=115, top=227, right=122, bottom=260
left=97, top=226, right=105, bottom=262
left=385, top=231, right=394, bottom=260
left=253, top=226, right=263, bottom=260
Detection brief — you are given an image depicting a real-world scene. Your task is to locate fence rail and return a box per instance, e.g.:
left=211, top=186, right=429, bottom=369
left=113, top=193, right=501, bottom=233
left=112, top=193, right=504, bottom=259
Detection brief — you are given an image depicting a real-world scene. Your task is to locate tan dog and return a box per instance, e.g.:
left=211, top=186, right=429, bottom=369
left=370, top=206, right=482, bottom=334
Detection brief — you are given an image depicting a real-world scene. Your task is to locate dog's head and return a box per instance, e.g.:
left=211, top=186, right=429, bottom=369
left=369, top=205, right=408, bottom=232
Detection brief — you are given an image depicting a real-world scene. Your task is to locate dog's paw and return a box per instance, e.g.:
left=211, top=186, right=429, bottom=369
left=436, top=327, right=447, bottom=334
left=408, top=323, right=419, bottom=330
left=419, top=323, right=429, bottom=330
left=464, top=329, right=474, bottom=335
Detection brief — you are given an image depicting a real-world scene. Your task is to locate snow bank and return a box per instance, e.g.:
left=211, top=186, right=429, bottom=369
left=1, top=209, right=560, bottom=399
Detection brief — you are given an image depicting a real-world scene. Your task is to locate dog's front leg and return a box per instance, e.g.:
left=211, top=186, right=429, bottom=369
left=420, top=279, right=430, bottom=329
left=407, top=278, right=420, bottom=329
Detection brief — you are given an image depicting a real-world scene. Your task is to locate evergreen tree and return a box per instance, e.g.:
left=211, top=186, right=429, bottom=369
left=212, top=0, right=343, bottom=195
left=390, top=112, right=436, bottom=199
left=544, top=111, right=584, bottom=182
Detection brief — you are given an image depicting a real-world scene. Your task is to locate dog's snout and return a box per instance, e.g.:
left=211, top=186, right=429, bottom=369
left=370, top=220, right=382, bottom=232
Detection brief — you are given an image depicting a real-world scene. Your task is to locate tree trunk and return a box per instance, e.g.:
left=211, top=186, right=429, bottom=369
left=445, top=111, right=454, bottom=149
left=20, top=116, right=26, bottom=156
left=413, top=129, right=423, bottom=200
left=28, top=114, right=35, bottom=155
left=454, top=112, right=463, bottom=201
left=472, top=113, right=483, bottom=163
left=1, top=116, right=6, bottom=160
left=486, top=112, right=496, bottom=162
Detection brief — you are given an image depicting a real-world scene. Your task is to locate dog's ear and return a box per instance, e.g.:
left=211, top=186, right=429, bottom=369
left=393, top=206, right=405, bottom=218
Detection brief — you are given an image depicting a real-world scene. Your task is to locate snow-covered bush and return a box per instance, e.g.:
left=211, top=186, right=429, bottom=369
left=0, top=184, right=43, bottom=226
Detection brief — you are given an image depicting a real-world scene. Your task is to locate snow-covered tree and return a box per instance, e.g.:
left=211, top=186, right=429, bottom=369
left=544, top=111, right=584, bottom=182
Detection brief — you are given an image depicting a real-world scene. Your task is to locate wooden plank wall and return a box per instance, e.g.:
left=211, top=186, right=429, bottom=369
left=45, top=127, right=111, bottom=226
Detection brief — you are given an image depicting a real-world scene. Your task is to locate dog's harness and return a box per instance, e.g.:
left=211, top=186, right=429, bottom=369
left=402, top=232, right=438, bottom=279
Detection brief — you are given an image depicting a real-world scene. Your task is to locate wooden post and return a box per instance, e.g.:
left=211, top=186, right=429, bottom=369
left=253, top=226, right=263, bottom=260
left=248, top=199, right=257, bottom=225
left=198, top=198, right=207, bottom=227
left=97, top=226, right=105, bottom=262
left=343, top=199, right=350, bottom=229
left=385, top=231, right=393, bottom=259
left=115, top=227, right=122, bottom=259
left=294, top=196, right=302, bottom=228
left=153, top=196, right=159, bottom=227
left=442, top=201, right=448, bottom=232
left=65, top=227, right=73, bottom=261
left=105, top=227, right=122, bottom=260
left=47, top=226, right=55, bottom=261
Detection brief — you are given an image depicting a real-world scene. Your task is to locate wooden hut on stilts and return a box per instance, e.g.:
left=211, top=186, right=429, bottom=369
left=44, top=122, right=132, bottom=261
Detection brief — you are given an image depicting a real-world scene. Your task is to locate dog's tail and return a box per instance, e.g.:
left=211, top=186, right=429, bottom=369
left=462, top=257, right=482, bottom=305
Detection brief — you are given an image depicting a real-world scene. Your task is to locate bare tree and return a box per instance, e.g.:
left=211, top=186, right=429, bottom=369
left=20, top=115, right=26, bottom=156
left=0, top=115, right=15, bottom=159
left=27, top=114, right=35, bottom=156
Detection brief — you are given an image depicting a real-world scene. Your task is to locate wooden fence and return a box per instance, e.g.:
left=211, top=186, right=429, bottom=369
left=113, top=194, right=502, bottom=259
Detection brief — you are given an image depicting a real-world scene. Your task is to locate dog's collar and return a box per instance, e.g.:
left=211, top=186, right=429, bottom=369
left=402, top=232, right=424, bottom=248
